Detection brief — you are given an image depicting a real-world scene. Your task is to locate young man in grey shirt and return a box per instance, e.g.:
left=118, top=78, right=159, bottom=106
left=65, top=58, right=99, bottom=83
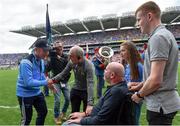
left=128, top=1, right=180, bottom=125
left=49, top=45, right=94, bottom=115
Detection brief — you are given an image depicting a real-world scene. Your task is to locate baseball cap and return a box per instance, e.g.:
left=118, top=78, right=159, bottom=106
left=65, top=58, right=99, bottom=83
left=34, top=39, right=50, bottom=51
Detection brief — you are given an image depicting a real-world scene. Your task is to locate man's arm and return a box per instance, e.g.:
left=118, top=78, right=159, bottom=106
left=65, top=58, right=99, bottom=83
left=131, top=60, right=166, bottom=103
left=139, top=60, right=166, bottom=95
left=92, top=57, right=105, bottom=69
left=51, top=61, right=72, bottom=82
left=86, top=62, right=94, bottom=106
left=128, top=82, right=144, bottom=91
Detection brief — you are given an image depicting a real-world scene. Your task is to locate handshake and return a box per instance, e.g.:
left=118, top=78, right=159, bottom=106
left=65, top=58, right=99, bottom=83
left=47, top=79, right=57, bottom=93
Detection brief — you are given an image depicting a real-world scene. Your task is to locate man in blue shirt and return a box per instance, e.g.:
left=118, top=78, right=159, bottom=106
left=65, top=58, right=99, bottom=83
left=16, top=39, right=52, bottom=125
left=92, top=47, right=105, bottom=99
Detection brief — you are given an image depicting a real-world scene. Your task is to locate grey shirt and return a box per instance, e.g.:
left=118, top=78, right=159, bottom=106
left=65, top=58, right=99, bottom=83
left=143, top=25, right=180, bottom=114
left=53, top=57, right=94, bottom=105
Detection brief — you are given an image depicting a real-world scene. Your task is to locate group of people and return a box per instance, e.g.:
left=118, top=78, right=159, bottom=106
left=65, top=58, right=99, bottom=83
left=16, top=1, right=180, bottom=125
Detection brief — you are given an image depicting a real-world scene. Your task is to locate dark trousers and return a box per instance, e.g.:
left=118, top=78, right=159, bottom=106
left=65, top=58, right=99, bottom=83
left=70, top=88, right=87, bottom=113
left=43, top=85, right=49, bottom=96
left=17, top=93, right=48, bottom=125
left=147, top=108, right=177, bottom=125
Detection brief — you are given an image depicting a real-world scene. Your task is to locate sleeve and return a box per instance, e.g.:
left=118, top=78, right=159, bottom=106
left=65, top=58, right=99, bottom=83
left=80, top=89, right=125, bottom=125
left=20, top=61, right=47, bottom=87
left=92, top=57, right=99, bottom=67
left=86, top=62, right=95, bottom=106
left=41, top=60, right=47, bottom=80
left=52, top=61, right=73, bottom=82
left=92, top=57, right=105, bottom=69
left=41, top=73, right=46, bottom=80
left=150, top=34, right=171, bottom=61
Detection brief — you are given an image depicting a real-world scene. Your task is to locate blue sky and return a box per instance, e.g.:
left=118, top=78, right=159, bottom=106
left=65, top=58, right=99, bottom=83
left=0, top=0, right=179, bottom=54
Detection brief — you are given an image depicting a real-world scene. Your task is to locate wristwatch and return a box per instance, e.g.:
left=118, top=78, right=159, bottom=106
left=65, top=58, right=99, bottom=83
left=136, top=92, right=144, bottom=99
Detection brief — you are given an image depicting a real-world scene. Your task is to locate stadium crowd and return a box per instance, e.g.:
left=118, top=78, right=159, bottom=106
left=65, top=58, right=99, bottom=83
left=57, top=24, right=180, bottom=46
left=0, top=25, right=179, bottom=68
left=0, top=53, right=28, bottom=67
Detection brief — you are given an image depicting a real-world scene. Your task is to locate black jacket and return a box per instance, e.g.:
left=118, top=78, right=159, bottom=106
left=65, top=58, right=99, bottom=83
left=80, top=81, right=129, bottom=125
left=45, top=53, right=71, bottom=83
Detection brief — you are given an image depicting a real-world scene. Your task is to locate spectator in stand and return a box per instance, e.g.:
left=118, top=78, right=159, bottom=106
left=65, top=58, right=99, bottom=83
left=120, top=41, right=143, bottom=125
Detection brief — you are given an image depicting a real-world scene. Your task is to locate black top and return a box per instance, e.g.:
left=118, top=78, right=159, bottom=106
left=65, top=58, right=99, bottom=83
left=80, top=81, right=130, bottom=125
left=45, top=53, right=71, bottom=83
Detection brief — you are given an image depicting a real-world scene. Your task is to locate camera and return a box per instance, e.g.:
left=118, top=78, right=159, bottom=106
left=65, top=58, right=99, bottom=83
left=49, top=46, right=57, bottom=58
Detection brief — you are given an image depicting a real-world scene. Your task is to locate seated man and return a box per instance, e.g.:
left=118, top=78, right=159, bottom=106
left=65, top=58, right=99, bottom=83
left=66, top=62, right=130, bottom=125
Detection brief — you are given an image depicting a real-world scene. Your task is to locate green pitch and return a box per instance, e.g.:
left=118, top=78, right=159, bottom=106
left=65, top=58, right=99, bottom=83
left=0, top=64, right=180, bottom=125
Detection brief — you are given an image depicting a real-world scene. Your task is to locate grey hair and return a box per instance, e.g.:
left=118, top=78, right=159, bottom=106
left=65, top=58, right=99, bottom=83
left=69, top=45, right=84, bottom=58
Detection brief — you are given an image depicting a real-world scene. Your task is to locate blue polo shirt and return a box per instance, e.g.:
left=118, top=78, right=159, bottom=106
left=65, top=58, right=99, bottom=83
left=92, top=56, right=104, bottom=76
left=16, top=54, right=48, bottom=97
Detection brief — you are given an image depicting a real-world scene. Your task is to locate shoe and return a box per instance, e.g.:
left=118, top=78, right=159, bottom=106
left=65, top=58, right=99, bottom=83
left=54, top=117, right=62, bottom=125
left=59, top=112, right=67, bottom=121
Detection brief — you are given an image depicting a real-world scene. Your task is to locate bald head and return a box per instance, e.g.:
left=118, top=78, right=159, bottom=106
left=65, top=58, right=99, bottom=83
left=108, top=62, right=124, bottom=77
left=104, top=62, right=125, bottom=85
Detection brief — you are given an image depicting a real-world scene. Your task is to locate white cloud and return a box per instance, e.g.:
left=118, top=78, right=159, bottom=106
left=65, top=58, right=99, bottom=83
left=0, top=0, right=179, bottom=54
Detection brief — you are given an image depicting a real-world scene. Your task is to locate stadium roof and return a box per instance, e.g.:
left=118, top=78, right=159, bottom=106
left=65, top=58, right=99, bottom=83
left=10, top=6, right=180, bottom=38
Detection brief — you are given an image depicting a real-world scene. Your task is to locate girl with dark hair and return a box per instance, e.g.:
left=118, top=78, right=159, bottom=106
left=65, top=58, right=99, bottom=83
left=120, top=41, right=143, bottom=125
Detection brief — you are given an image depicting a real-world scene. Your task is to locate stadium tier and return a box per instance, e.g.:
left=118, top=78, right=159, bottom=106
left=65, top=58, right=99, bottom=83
left=10, top=6, right=180, bottom=52
left=10, top=6, right=180, bottom=37
left=8, top=6, right=180, bottom=60
left=0, top=53, right=28, bottom=68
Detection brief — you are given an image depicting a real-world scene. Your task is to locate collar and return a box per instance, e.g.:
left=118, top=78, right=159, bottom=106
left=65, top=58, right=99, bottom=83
left=149, top=25, right=165, bottom=38
left=32, top=52, right=40, bottom=62
left=107, top=81, right=126, bottom=88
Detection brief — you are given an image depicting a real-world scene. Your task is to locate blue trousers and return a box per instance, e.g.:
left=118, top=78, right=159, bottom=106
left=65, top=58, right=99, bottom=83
left=17, top=92, right=48, bottom=125
left=134, top=102, right=142, bottom=125
left=96, top=75, right=104, bottom=98
left=54, top=83, right=70, bottom=118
